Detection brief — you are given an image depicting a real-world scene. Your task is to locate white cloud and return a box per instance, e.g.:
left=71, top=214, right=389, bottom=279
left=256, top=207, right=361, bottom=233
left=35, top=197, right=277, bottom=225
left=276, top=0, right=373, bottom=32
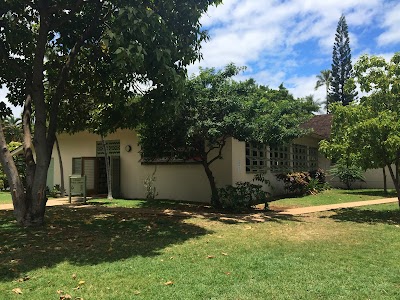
left=195, top=0, right=385, bottom=75
left=377, top=3, right=400, bottom=46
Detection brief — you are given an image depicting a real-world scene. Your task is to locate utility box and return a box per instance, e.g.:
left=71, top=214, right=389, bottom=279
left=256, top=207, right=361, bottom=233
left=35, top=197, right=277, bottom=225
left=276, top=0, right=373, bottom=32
left=69, top=175, right=87, bottom=204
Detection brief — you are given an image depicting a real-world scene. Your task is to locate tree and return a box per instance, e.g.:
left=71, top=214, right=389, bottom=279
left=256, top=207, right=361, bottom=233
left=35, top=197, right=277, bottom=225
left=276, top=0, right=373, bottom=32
left=320, top=53, right=400, bottom=206
left=2, top=115, right=22, bottom=143
left=315, top=69, right=332, bottom=113
left=139, top=65, right=318, bottom=207
left=0, top=0, right=221, bottom=226
left=328, top=14, right=357, bottom=106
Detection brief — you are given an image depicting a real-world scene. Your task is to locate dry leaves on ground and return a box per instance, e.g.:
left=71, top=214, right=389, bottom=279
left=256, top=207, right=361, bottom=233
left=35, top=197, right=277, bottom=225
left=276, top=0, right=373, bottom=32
left=12, top=287, right=22, bottom=294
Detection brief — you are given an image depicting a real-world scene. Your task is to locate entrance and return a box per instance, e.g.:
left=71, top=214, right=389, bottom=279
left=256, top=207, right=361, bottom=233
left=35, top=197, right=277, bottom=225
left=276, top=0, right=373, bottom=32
left=73, top=156, right=120, bottom=197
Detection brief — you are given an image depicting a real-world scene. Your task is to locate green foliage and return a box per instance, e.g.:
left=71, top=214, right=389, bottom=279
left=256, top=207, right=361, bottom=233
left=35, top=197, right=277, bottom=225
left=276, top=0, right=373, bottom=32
left=49, top=184, right=62, bottom=198
left=139, top=64, right=318, bottom=207
left=0, top=142, right=24, bottom=189
left=329, top=160, right=365, bottom=189
left=329, top=14, right=357, bottom=106
left=2, top=115, right=22, bottom=143
left=218, top=181, right=268, bottom=211
left=276, top=169, right=327, bottom=195
left=144, top=168, right=158, bottom=200
left=321, top=52, right=400, bottom=201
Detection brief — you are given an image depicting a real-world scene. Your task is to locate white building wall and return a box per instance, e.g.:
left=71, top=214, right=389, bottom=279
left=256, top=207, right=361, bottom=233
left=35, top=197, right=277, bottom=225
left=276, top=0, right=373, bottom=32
left=52, top=130, right=233, bottom=203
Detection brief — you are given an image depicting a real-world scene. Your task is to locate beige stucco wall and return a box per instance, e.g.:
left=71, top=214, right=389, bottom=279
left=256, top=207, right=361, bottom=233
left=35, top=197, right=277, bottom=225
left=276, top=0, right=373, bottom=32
left=52, top=130, right=234, bottom=203
left=328, top=166, right=396, bottom=189
left=231, top=135, right=329, bottom=196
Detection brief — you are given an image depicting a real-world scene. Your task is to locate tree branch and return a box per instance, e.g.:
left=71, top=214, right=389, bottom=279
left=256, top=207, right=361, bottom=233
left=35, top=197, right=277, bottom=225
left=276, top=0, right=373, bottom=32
left=46, top=1, right=109, bottom=153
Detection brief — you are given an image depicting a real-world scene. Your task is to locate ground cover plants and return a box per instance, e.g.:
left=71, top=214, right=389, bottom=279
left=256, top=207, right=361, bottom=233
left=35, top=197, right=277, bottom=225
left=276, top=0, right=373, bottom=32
left=0, top=196, right=399, bottom=299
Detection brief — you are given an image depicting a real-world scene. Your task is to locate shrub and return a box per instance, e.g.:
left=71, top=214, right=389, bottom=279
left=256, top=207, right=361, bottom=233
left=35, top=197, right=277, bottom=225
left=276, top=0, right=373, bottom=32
left=218, top=181, right=269, bottom=211
left=276, top=169, right=327, bottom=195
left=329, top=161, right=365, bottom=189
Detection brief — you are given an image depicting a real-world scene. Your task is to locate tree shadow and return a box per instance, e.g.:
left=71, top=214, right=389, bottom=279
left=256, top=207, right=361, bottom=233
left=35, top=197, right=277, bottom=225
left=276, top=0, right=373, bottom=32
left=325, top=207, right=400, bottom=225
left=0, top=206, right=211, bottom=282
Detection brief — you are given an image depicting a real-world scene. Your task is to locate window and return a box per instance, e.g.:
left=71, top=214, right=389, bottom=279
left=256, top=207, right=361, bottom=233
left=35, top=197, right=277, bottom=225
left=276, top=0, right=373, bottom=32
left=245, top=143, right=320, bottom=174
left=96, top=140, right=120, bottom=157
left=309, top=147, right=319, bottom=169
left=269, top=145, right=290, bottom=173
left=140, top=144, right=203, bottom=164
left=245, top=143, right=267, bottom=173
left=72, top=158, right=82, bottom=175
left=293, top=144, right=308, bottom=171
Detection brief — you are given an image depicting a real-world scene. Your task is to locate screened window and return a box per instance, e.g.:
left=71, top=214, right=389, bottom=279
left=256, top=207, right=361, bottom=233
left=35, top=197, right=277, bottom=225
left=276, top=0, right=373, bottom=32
left=72, top=158, right=82, bottom=175
left=96, top=140, right=120, bottom=157
left=245, top=143, right=267, bottom=173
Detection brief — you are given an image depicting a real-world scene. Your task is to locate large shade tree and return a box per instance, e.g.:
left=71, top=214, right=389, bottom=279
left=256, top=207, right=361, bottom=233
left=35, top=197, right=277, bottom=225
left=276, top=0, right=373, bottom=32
left=0, top=0, right=220, bottom=226
left=320, top=53, right=400, bottom=206
left=139, top=65, right=318, bottom=207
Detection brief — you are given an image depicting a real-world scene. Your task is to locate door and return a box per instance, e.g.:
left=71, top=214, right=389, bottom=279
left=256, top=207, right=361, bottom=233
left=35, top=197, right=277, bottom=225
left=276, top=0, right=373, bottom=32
left=81, top=157, right=98, bottom=195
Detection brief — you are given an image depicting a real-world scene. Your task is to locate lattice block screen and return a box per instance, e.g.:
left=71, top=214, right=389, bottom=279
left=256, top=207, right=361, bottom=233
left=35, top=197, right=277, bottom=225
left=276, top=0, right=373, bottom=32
left=245, top=143, right=267, bottom=173
left=309, top=147, right=319, bottom=169
left=293, top=144, right=308, bottom=171
left=269, top=145, right=290, bottom=173
left=96, top=140, right=120, bottom=157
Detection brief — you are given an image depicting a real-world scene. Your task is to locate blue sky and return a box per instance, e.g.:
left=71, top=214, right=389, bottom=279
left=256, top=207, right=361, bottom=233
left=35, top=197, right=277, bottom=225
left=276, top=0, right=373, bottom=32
left=188, top=0, right=400, bottom=109
left=2, top=0, right=400, bottom=115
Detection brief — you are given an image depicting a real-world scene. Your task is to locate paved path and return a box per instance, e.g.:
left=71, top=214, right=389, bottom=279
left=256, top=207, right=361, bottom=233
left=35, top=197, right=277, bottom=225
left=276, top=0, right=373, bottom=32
left=276, top=197, right=398, bottom=215
left=0, top=197, right=398, bottom=216
left=0, top=197, right=82, bottom=211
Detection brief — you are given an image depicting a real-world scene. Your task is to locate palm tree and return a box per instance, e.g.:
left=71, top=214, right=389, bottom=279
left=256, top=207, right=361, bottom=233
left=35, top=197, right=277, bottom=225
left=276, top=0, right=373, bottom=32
left=315, top=69, right=332, bottom=114
left=3, top=115, right=22, bottom=143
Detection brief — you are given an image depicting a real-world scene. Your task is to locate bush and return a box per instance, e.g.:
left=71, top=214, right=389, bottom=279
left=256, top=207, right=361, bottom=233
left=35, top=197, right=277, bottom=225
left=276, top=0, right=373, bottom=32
left=329, top=161, right=365, bottom=189
left=218, top=181, right=269, bottom=211
left=276, top=169, right=327, bottom=196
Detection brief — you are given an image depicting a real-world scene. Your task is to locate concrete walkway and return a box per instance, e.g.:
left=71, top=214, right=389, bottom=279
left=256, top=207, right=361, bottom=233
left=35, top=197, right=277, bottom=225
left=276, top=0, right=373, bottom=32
left=277, top=197, right=398, bottom=215
left=0, top=197, right=82, bottom=211
left=0, top=197, right=398, bottom=216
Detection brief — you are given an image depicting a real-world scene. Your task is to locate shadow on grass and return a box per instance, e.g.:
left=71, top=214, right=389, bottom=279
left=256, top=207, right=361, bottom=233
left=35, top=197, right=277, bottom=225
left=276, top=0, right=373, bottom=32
left=87, top=199, right=303, bottom=225
left=327, top=207, right=400, bottom=225
left=0, top=206, right=211, bottom=282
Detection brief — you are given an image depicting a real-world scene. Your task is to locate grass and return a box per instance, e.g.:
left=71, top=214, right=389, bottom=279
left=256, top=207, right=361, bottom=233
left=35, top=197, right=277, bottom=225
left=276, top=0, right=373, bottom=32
left=270, top=188, right=397, bottom=209
left=0, top=192, right=12, bottom=205
left=0, top=201, right=400, bottom=299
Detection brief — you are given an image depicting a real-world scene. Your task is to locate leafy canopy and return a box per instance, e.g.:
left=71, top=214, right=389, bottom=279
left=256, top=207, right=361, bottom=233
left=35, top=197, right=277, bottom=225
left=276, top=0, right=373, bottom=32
left=320, top=52, right=400, bottom=200
left=139, top=64, right=318, bottom=161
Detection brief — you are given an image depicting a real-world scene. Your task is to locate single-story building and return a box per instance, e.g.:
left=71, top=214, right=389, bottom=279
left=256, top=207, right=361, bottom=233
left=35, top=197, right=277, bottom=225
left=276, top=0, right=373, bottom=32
left=3, top=114, right=380, bottom=202
left=16, top=114, right=389, bottom=202
left=46, top=116, right=331, bottom=202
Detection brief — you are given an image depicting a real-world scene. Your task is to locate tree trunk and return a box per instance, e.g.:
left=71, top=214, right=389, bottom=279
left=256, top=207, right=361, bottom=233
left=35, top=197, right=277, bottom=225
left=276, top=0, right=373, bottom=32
left=0, top=122, right=26, bottom=221
left=386, top=164, right=400, bottom=208
left=202, top=161, right=221, bottom=208
left=101, top=135, right=113, bottom=200
left=55, top=136, right=65, bottom=197
left=383, top=167, right=387, bottom=194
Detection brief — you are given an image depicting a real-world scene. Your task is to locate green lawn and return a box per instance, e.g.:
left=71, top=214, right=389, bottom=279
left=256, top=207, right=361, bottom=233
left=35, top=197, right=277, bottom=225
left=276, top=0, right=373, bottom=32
left=270, top=188, right=397, bottom=209
left=0, top=192, right=12, bottom=205
left=0, top=202, right=399, bottom=299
